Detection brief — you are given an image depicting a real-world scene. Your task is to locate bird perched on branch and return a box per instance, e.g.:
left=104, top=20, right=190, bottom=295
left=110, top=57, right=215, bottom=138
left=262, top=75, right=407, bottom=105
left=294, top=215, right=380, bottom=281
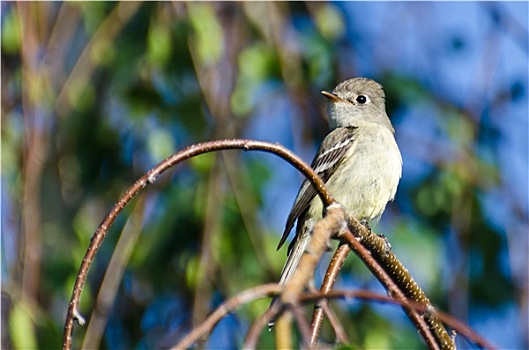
left=270, top=77, right=402, bottom=324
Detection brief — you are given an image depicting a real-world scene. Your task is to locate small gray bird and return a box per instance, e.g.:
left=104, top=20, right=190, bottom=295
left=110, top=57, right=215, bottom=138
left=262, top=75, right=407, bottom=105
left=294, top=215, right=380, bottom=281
left=270, top=78, right=402, bottom=320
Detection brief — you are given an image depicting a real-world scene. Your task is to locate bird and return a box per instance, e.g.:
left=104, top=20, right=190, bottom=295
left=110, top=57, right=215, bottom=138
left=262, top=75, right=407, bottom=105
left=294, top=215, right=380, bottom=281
left=270, top=77, right=402, bottom=323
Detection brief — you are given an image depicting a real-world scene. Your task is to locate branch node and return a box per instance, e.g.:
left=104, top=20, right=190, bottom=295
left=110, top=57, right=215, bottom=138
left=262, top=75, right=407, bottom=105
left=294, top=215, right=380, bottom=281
left=423, top=304, right=438, bottom=317
left=73, top=308, right=86, bottom=326
left=147, top=172, right=157, bottom=184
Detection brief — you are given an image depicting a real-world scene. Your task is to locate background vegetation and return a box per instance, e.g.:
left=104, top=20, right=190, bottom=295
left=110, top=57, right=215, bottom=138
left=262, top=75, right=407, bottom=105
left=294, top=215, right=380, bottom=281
left=2, top=2, right=527, bottom=349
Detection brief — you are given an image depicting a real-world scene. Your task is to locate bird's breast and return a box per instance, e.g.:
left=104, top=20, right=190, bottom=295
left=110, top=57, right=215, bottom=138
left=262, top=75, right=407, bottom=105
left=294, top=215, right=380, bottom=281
left=308, top=125, right=402, bottom=223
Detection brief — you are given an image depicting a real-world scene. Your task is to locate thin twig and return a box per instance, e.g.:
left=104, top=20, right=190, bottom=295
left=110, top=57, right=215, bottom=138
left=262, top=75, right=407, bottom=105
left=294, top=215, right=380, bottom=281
left=290, top=303, right=314, bottom=349
left=320, top=300, right=349, bottom=344
left=244, top=298, right=279, bottom=349
left=310, top=242, right=351, bottom=344
left=172, top=284, right=281, bottom=349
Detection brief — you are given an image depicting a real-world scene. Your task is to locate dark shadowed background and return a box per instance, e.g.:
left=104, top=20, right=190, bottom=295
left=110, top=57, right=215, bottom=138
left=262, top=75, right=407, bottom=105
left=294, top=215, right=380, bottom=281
left=2, top=2, right=528, bottom=349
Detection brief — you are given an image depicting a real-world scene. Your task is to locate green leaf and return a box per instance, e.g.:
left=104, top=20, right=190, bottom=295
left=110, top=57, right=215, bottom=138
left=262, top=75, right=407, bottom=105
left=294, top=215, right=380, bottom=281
left=148, top=22, right=172, bottom=67
left=91, top=37, right=116, bottom=67
left=9, top=302, right=37, bottom=350
left=314, top=4, right=345, bottom=40
left=1, top=7, right=21, bottom=54
left=188, top=3, right=223, bottom=65
left=67, top=77, right=96, bottom=112
left=147, top=128, right=174, bottom=161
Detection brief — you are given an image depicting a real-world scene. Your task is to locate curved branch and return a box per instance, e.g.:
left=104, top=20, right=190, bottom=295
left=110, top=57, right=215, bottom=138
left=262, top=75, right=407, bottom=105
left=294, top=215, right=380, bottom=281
left=62, top=139, right=333, bottom=350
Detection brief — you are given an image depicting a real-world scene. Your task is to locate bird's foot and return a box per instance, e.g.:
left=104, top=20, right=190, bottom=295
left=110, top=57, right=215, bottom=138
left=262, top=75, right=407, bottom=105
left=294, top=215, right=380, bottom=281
left=359, top=219, right=371, bottom=232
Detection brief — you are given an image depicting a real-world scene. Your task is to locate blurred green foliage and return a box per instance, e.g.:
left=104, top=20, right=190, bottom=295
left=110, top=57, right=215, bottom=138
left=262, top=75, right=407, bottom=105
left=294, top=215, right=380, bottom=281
left=2, top=2, right=527, bottom=349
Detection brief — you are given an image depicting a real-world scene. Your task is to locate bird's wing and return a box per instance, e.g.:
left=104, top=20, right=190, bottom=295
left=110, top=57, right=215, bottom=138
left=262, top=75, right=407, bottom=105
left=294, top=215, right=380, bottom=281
left=276, top=126, right=358, bottom=251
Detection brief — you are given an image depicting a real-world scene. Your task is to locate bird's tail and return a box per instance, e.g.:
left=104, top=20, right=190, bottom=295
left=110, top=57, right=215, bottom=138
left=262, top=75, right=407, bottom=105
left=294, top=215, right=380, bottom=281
left=268, top=229, right=311, bottom=328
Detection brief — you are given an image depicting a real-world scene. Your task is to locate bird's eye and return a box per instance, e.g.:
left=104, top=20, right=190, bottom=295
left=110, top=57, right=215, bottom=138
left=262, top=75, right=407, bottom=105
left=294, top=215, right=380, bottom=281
left=356, top=95, right=368, bottom=104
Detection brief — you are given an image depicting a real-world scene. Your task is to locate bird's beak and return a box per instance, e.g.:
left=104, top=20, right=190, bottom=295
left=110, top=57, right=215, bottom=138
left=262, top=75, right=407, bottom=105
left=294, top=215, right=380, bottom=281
left=321, top=91, right=346, bottom=103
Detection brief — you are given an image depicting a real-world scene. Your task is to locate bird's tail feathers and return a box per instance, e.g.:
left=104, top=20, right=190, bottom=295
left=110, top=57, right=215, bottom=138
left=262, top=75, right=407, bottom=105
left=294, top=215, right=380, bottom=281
left=268, top=229, right=312, bottom=328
